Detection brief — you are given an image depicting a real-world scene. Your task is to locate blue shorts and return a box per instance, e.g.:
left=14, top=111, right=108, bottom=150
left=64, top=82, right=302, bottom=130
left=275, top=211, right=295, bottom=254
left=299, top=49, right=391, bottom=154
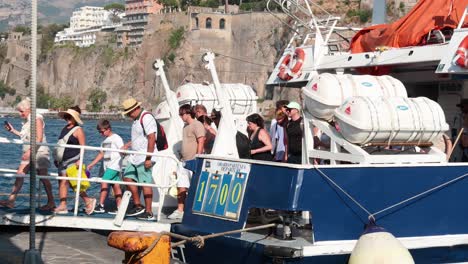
left=102, top=168, right=121, bottom=181
left=123, top=164, right=153, bottom=184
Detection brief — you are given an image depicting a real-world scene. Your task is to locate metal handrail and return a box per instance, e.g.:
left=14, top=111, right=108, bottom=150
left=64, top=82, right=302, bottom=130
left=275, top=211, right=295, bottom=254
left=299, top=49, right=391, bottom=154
left=0, top=137, right=179, bottom=217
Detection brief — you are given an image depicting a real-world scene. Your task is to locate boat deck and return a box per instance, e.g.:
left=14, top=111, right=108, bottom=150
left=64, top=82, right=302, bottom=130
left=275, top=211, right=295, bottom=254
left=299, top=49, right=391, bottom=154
left=0, top=206, right=178, bottom=232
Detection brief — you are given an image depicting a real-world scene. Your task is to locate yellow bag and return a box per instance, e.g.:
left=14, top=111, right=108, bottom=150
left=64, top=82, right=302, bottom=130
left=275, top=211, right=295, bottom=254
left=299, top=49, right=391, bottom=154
left=66, top=164, right=90, bottom=192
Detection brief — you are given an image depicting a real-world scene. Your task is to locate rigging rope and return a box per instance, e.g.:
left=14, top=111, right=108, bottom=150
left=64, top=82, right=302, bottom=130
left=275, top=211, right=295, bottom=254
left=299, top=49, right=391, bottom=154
left=128, top=223, right=275, bottom=263
left=314, top=165, right=468, bottom=222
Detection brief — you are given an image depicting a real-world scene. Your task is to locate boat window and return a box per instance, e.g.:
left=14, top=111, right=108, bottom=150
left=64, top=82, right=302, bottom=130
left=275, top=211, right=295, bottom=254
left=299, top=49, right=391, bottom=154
left=206, top=18, right=212, bottom=29
left=220, top=18, right=225, bottom=29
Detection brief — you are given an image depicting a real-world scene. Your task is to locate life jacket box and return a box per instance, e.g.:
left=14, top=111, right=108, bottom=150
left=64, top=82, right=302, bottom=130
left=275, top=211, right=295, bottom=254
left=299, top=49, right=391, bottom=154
left=302, top=73, right=407, bottom=121
left=334, top=96, right=449, bottom=145
left=176, top=83, right=258, bottom=116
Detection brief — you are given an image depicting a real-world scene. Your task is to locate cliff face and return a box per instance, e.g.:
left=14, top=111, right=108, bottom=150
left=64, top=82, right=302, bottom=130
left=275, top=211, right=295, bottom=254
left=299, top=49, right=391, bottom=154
left=2, top=12, right=288, bottom=110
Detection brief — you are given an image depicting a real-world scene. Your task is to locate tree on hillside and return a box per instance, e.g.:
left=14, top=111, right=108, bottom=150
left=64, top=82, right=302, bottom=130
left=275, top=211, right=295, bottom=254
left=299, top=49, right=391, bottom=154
left=87, top=88, right=107, bottom=112
left=104, top=3, right=125, bottom=23
left=39, top=23, right=67, bottom=58
left=13, top=25, right=31, bottom=35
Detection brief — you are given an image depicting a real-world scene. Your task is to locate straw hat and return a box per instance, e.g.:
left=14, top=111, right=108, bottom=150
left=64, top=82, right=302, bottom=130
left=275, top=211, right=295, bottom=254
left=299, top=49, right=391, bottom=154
left=121, top=98, right=142, bottom=115
left=58, top=109, right=83, bottom=125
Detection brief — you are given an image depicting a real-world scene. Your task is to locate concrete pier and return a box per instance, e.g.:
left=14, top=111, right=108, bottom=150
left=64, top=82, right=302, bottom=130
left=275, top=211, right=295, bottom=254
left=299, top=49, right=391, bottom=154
left=0, top=227, right=122, bottom=264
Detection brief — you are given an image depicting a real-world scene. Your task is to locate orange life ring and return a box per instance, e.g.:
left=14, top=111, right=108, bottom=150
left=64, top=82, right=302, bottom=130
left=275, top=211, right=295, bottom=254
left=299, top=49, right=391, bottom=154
left=278, top=48, right=305, bottom=81
left=455, top=36, right=468, bottom=68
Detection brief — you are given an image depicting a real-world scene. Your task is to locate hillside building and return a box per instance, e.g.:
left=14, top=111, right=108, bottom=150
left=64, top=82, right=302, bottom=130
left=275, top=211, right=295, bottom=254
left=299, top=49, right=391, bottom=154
left=116, top=0, right=163, bottom=47
left=54, top=6, right=120, bottom=47
left=70, top=6, right=111, bottom=30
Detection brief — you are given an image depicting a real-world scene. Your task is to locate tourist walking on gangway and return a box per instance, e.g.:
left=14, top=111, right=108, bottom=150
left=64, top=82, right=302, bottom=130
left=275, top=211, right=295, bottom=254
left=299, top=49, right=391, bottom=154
left=54, top=106, right=96, bottom=215
left=121, top=98, right=156, bottom=220
left=1, top=98, right=55, bottom=210
left=87, top=119, right=124, bottom=214
left=168, top=104, right=206, bottom=220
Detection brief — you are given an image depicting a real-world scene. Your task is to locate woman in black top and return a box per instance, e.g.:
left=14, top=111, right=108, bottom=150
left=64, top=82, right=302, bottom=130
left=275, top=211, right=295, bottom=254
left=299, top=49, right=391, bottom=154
left=54, top=106, right=96, bottom=215
left=246, top=114, right=273, bottom=161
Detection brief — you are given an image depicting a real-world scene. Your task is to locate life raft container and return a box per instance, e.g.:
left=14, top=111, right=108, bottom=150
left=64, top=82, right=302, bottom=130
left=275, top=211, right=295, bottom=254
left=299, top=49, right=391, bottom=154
left=278, top=48, right=305, bottom=81
left=334, top=96, right=448, bottom=145
left=455, top=36, right=468, bottom=68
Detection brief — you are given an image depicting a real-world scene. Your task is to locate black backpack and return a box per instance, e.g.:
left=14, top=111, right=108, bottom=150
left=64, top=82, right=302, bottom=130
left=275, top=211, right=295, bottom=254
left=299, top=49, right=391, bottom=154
left=236, top=131, right=251, bottom=159
left=140, top=112, right=168, bottom=151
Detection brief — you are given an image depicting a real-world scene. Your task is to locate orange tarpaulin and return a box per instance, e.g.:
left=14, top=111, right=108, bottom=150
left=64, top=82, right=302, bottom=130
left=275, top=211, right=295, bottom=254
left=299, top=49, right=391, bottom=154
left=350, top=0, right=468, bottom=53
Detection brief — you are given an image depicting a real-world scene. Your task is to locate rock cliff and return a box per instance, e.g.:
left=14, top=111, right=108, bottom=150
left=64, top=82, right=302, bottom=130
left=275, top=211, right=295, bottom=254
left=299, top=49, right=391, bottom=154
left=4, top=12, right=288, bottom=110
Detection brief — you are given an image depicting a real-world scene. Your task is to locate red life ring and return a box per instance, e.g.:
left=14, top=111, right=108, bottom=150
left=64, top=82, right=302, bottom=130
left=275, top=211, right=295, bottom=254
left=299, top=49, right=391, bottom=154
left=455, top=36, right=468, bottom=68
left=278, top=48, right=305, bottom=81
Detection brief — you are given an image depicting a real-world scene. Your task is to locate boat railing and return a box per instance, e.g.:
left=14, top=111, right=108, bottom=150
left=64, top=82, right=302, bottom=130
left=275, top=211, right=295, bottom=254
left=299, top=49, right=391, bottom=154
left=0, top=137, right=180, bottom=221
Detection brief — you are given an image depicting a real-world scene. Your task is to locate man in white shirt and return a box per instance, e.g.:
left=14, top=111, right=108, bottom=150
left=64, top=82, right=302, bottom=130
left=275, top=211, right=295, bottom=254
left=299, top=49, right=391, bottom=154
left=121, top=98, right=157, bottom=221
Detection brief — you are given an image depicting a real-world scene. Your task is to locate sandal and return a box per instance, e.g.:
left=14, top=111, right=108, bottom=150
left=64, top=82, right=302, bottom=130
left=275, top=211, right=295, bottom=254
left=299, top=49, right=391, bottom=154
left=85, top=198, right=96, bottom=215
left=0, top=200, right=14, bottom=209
left=54, top=205, right=68, bottom=215
left=39, top=204, right=56, bottom=211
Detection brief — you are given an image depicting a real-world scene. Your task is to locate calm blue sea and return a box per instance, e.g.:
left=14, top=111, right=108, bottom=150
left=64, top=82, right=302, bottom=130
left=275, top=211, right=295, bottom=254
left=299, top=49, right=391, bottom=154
left=0, top=117, right=133, bottom=207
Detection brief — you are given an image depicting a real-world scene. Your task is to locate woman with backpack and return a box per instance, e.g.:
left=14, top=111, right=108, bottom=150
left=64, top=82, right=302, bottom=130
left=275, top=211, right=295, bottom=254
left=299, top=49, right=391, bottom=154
left=1, top=98, right=55, bottom=210
left=54, top=106, right=96, bottom=215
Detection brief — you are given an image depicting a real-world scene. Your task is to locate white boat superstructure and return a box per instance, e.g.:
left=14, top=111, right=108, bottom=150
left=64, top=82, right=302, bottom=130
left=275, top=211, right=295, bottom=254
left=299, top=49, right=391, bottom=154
left=265, top=0, right=468, bottom=86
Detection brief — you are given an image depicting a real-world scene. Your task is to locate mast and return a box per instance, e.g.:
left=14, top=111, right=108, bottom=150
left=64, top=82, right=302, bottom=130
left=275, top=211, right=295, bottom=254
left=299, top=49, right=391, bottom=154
left=203, top=52, right=239, bottom=158
left=24, top=0, right=41, bottom=262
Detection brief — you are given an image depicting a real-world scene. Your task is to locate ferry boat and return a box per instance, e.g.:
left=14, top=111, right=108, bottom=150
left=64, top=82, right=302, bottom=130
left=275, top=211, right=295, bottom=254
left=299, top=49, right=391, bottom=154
left=168, top=0, right=468, bottom=263
left=0, top=0, right=467, bottom=263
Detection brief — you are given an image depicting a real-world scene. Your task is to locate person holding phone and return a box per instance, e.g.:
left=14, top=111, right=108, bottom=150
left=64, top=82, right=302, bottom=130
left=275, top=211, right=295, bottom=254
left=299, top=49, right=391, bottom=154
left=1, top=98, right=55, bottom=210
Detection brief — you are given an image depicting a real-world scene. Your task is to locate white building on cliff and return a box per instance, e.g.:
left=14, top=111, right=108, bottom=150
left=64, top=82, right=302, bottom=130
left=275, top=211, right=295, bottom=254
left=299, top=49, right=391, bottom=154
left=70, top=6, right=111, bottom=30
left=54, top=6, right=120, bottom=47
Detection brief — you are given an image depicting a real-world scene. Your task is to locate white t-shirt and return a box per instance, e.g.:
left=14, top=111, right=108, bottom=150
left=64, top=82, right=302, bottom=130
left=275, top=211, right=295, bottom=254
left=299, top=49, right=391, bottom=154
left=129, top=111, right=158, bottom=165
left=101, top=133, right=124, bottom=171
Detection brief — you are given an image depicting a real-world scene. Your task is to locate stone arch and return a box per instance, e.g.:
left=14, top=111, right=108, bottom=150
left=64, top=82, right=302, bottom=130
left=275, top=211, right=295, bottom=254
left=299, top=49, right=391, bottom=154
left=206, top=17, right=212, bottom=29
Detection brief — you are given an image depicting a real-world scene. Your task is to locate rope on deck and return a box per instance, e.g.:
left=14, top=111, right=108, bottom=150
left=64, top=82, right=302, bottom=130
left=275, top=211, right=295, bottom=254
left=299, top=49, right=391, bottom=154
left=128, top=223, right=276, bottom=263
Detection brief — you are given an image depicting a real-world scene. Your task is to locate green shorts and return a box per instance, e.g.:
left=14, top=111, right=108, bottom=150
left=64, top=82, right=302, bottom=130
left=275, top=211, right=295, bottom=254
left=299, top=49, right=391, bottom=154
left=123, top=164, right=153, bottom=184
left=102, top=168, right=121, bottom=181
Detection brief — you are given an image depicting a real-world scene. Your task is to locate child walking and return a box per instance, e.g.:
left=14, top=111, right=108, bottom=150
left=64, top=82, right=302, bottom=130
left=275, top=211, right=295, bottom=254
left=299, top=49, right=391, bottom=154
left=87, top=119, right=124, bottom=213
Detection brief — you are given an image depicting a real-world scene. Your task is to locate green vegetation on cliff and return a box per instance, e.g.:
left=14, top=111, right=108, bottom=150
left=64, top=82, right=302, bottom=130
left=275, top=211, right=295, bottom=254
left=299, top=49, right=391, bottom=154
left=0, top=81, right=15, bottom=99
left=37, top=85, right=73, bottom=110
left=87, top=88, right=107, bottom=112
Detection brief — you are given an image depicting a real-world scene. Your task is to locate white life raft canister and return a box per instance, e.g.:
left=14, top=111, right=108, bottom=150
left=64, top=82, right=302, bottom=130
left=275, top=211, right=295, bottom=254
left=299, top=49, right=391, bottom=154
left=302, top=73, right=407, bottom=121
left=334, top=96, right=448, bottom=145
left=176, top=83, right=258, bottom=116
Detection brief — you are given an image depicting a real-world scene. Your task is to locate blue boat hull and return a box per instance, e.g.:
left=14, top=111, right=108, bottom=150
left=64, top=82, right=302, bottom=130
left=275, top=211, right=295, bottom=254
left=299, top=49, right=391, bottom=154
left=170, top=227, right=468, bottom=264
left=174, top=158, right=468, bottom=263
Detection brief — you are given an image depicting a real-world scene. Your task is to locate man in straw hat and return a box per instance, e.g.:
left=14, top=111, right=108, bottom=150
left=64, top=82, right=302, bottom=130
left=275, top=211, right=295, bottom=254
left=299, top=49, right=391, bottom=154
left=121, top=98, right=156, bottom=220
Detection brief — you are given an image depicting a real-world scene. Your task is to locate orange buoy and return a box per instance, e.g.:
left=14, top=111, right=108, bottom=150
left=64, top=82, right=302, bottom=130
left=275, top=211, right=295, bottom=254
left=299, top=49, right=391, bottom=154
left=455, top=36, right=468, bottom=68
left=278, top=48, right=306, bottom=81
left=108, top=231, right=171, bottom=264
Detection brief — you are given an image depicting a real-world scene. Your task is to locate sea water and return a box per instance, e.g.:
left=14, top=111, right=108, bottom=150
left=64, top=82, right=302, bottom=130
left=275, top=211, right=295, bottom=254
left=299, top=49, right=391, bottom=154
left=0, top=117, right=133, bottom=207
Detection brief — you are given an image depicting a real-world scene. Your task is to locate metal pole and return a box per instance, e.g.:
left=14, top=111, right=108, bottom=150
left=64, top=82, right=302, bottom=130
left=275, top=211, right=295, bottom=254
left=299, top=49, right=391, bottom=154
left=372, top=0, right=386, bottom=25
left=24, top=0, right=42, bottom=262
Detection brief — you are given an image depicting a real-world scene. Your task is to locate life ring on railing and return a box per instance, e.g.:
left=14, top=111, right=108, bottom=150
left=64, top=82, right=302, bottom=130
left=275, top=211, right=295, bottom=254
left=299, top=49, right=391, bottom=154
left=278, top=48, right=305, bottom=81
left=455, top=36, right=468, bottom=68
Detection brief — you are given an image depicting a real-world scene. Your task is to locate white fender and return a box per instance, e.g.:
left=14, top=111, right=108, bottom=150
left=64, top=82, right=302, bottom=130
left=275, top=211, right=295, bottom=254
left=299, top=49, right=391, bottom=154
left=349, top=222, right=414, bottom=264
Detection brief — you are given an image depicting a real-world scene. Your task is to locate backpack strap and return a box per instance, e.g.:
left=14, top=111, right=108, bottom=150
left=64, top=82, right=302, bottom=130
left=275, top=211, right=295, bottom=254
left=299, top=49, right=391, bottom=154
left=139, top=111, right=153, bottom=136
left=62, top=126, right=80, bottom=143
